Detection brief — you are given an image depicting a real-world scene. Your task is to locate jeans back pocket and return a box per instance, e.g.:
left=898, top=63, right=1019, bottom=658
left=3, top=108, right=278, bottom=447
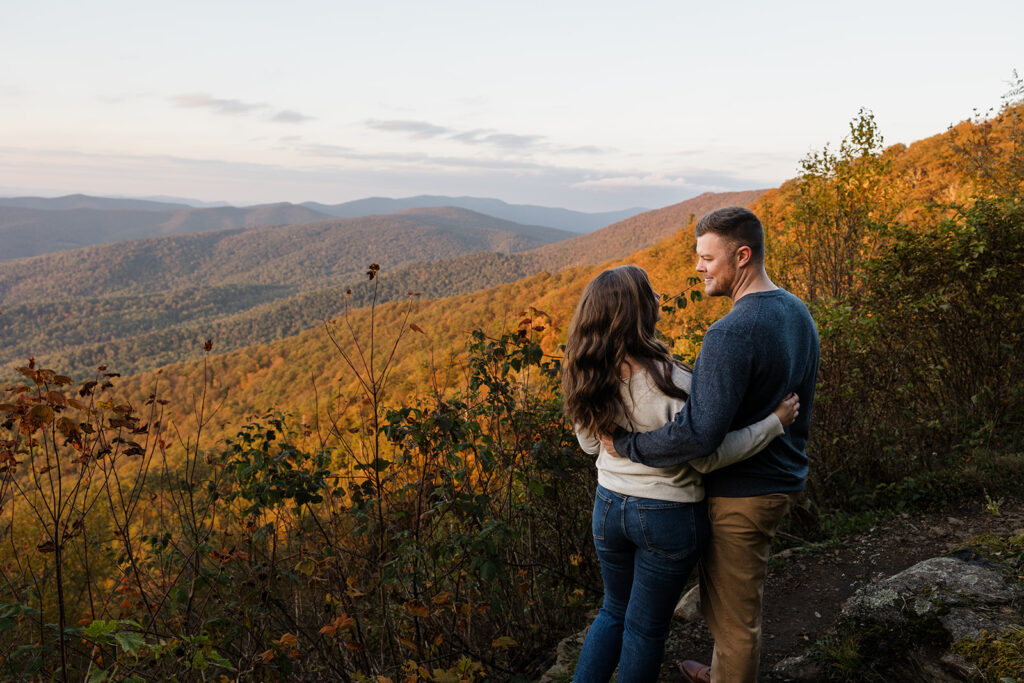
left=636, top=501, right=700, bottom=561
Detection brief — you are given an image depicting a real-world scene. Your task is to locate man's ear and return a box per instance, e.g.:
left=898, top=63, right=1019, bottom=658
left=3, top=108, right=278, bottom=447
left=735, top=245, right=752, bottom=267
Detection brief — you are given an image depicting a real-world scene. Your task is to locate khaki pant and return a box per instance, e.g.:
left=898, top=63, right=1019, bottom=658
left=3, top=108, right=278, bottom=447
left=698, top=493, right=796, bottom=683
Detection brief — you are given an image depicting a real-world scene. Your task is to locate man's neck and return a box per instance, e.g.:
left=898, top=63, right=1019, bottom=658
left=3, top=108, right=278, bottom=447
left=729, top=268, right=776, bottom=302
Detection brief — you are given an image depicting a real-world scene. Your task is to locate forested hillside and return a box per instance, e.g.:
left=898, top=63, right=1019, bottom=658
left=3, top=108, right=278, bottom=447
left=0, top=207, right=570, bottom=303
left=0, top=208, right=576, bottom=375
left=0, top=194, right=751, bottom=378
left=99, top=101, right=1024, bottom=464
left=0, top=92, right=1021, bottom=681
left=0, top=202, right=334, bottom=260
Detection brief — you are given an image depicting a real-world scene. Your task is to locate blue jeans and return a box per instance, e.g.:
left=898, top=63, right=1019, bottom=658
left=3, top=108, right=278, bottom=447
left=573, top=485, right=709, bottom=683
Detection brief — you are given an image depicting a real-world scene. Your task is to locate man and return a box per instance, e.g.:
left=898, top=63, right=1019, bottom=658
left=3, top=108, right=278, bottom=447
left=600, top=206, right=819, bottom=683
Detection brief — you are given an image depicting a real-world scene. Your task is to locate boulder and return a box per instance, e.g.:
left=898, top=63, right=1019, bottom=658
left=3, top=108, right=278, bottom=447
left=777, top=551, right=1023, bottom=681
left=843, top=555, right=1020, bottom=642
left=537, top=625, right=587, bottom=682
left=673, top=584, right=701, bottom=622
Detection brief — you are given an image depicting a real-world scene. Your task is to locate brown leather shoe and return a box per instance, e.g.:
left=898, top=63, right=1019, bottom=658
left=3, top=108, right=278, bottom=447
left=679, top=659, right=711, bottom=683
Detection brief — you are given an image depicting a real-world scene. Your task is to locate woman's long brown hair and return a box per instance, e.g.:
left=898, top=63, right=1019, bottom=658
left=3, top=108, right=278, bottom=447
left=562, top=265, right=689, bottom=437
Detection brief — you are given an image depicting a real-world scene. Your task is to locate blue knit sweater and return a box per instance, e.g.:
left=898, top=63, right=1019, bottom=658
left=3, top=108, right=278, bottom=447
left=612, top=288, right=819, bottom=497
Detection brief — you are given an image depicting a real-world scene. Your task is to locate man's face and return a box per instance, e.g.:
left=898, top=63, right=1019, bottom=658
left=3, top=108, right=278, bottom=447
left=695, top=232, right=738, bottom=298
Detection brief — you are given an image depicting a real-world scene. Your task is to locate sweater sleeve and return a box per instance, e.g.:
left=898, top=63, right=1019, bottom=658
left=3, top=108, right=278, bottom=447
left=688, top=413, right=783, bottom=473
left=575, top=425, right=601, bottom=455
left=611, top=327, right=752, bottom=468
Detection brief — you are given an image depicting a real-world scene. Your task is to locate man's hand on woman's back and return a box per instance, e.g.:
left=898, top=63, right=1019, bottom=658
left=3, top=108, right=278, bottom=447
left=773, top=393, right=800, bottom=428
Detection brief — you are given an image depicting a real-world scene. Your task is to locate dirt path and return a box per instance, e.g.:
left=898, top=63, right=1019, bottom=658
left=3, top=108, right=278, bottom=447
left=657, top=499, right=1024, bottom=681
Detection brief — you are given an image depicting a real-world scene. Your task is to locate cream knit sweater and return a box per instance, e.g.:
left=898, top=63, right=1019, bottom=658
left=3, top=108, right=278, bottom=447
left=575, top=365, right=783, bottom=503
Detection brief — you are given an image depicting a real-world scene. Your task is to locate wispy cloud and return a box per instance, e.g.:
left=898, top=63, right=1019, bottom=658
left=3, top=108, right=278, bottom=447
left=368, top=119, right=550, bottom=151
left=272, top=110, right=315, bottom=124
left=573, top=173, right=692, bottom=190
left=366, top=120, right=451, bottom=139
left=172, top=93, right=265, bottom=116
left=299, top=143, right=356, bottom=158
left=171, top=93, right=314, bottom=124
left=366, top=119, right=612, bottom=156
left=451, top=130, right=546, bottom=149
left=294, top=143, right=546, bottom=172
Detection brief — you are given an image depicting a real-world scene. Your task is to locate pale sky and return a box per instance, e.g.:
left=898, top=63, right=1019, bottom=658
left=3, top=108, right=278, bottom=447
left=1, top=0, right=1020, bottom=212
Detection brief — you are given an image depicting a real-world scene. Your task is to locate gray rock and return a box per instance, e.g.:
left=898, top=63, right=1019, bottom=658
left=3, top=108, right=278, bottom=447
left=939, top=651, right=982, bottom=679
left=844, top=556, right=1019, bottom=635
left=941, top=606, right=1013, bottom=642
left=797, top=552, right=1022, bottom=682
left=538, top=626, right=587, bottom=682
left=673, top=584, right=701, bottom=623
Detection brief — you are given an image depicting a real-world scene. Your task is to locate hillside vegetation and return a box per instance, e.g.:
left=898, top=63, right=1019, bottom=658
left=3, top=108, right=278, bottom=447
left=0, top=208, right=577, bottom=375
left=86, top=104, right=1024, bottom=446
left=0, top=202, right=335, bottom=261
left=0, top=88, right=1021, bottom=681
left=0, top=194, right=755, bottom=378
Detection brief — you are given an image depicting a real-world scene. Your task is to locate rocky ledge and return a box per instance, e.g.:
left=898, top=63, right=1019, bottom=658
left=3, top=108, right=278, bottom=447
left=777, top=545, right=1023, bottom=681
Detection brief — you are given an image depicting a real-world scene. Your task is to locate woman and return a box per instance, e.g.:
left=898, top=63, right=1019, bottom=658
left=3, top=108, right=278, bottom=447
left=563, top=265, right=798, bottom=682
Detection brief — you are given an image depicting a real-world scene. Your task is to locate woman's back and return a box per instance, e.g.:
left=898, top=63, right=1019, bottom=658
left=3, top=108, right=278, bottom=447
left=576, top=362, right=786, bottom=503
left=576, top=364, right=704, bottom=502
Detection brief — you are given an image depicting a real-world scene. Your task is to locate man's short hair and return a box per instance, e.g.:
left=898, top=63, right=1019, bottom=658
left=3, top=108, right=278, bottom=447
left=694, top=206, right=765, bottom=264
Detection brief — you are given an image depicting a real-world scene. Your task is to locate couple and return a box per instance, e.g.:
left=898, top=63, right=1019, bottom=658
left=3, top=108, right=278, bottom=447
left=563, top=207, right=820, bottom=682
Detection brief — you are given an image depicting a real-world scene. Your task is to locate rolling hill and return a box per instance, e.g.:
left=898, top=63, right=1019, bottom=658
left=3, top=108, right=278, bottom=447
left=97, top=102, right=1024, bottom=442
left=302, top=195, right=646, bottom=233
left=0, top=201, right=336, bottom=261
left=0, top=207, right=573, bottom=304
left=107, top=214, right=735, bottom=445
left=0, top=191, right=765, bottom=378
left=0, top=193, right=647, bottom=263
left=0, top=194, right=193, bottom=211
left=0, top=207, right=580, bottom=375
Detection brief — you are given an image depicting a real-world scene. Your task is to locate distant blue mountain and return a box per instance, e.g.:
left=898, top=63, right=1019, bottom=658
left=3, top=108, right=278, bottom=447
left=0, top=193, right=646, bottom=234
left=301, top=195, right=647, bottom=233
left=0, top=201, right=334, bottom=261
left=116, top=195, right=234, bottom=208
left=0, top=194, right=193, bottom=211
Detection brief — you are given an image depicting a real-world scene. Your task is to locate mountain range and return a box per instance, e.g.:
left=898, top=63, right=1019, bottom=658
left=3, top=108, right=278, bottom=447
left=0, top=191, right=758, bottom=378
left=0, top=202, right=333, bottom=261
left=301, top=195, right=645, bottom=233
left=96, top=103, right=1012, bottom=443
left=0, top=194, right=648, bottom=261
left=0, top=207, right=571, bottom=303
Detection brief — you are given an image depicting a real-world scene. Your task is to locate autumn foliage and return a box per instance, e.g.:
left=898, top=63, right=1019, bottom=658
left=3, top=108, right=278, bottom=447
left=0, top=82, right=1022, bottom=680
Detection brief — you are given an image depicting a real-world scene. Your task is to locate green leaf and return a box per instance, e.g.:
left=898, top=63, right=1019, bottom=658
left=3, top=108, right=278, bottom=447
left=86, top=669, right=109, bottom=683
left=114, top=630, right=145, bottom=657
left=84, top=620, right=118, bottom=638
left=206, top=647, right=233, bottom=670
